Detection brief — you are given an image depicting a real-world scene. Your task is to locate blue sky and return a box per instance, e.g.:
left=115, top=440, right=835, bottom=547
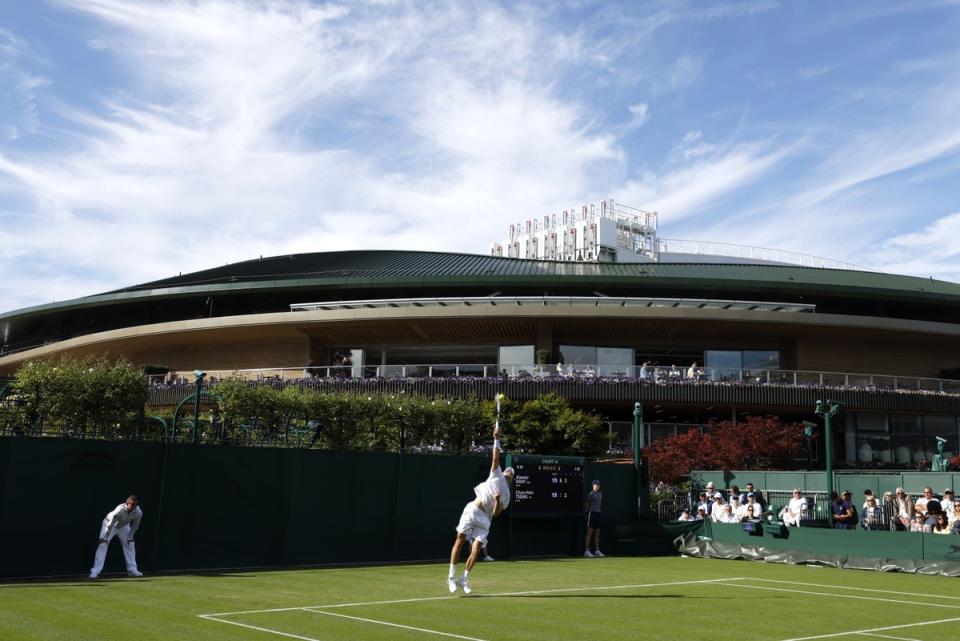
left=1, top=1, right=959, bottom=314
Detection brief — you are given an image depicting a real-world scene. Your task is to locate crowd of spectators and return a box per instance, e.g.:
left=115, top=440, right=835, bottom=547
left=677, top=482, right=960, bottom=534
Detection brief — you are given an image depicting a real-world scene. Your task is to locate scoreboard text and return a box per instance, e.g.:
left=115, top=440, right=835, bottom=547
left=511, top=456, right=585, bottom=516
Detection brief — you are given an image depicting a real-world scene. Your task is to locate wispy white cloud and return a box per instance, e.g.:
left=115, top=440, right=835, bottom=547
left=869, top=211, right=960, bottom=280
left=799, top=65, right=830, bottom=79
left=0, top=0, right=625, bottom=311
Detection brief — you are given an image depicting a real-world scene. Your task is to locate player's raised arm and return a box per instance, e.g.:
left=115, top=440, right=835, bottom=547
left=491, top=424, right=502, bottom=473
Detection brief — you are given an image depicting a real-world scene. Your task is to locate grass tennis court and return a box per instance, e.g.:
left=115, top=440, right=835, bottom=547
left=3, top=557, right=960, bottom=641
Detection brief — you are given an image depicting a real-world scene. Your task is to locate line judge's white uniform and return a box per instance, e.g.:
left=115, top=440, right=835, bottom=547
left=455, top=468, right=510, bottom=545
left=90, top=503, right=143, bottom=576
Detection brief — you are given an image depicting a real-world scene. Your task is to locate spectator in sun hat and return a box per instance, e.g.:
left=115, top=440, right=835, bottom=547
left=942, top=488, right=954, bottom=508
left=710, top=492, right=726, bottom=522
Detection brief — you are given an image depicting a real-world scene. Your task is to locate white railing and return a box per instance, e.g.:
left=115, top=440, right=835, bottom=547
left=658, top=238, right=875, bottom=272
left=147, top=365, right=960, bottom=395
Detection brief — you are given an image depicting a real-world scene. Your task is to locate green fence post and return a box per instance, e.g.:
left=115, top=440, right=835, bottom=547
left=815, top=399, right=842, bottom=527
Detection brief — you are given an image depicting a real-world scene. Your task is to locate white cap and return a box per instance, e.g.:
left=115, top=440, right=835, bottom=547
left=713, top=492, right=723, bottom=499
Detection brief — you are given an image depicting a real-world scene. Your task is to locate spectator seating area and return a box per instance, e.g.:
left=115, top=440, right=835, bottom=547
left=666, top=483, right=960, bottom=535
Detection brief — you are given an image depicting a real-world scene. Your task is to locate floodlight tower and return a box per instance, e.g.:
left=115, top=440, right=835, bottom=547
left=815, top=399, right=842, bottom=526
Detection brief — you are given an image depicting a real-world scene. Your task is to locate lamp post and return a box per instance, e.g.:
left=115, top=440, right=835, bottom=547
left=815, top=399, right=841, bottom=526
left=192, top=370, right=206, bottom=444
left=632, top=402, right=643, bottom=468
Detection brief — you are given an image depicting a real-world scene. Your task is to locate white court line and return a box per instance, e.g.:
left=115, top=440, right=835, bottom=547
left=777, top=616, right=960, bottom=641
left=856, top=633, right=922, bottom=641
left=748, top=578, right=960, bottom=601
left=723, top=581, right=960, bottom=610
left=198, top=615, right=322, bottom=641
left=199, top=577, right=743, bottom=617
left=304, top=608, right=488, bottom=641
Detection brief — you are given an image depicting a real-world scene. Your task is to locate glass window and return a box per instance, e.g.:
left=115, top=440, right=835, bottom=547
left=559, top=345, right=595, bottom=367
left=743, top=350, right=779, bottom=370
left=597, top=347, right=634, bottom=376
left=498, top=345, right=534, bottom=376
left=705, top=350, right=741, bottom=381
left=890, top=414, right=923, bottom=466
left=854, top=412, right=891, bottom=464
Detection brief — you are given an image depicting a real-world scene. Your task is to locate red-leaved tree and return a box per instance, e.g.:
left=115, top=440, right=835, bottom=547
left=644, top=416, right=806, bottom=484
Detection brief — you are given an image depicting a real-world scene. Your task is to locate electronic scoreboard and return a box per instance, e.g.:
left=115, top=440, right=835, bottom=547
left=506, top=454, right=585, bottom=516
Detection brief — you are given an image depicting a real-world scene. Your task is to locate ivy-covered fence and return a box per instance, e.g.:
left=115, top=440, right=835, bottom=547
left=0, top=357, right=609, bottom=455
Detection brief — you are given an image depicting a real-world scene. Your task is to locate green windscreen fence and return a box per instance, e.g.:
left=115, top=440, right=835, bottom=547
left=0, top=438, right=645, bottom=578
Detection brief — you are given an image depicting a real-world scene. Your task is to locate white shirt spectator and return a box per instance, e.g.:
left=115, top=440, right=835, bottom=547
left=677, top=510, right=695, bottom=522
left=718, top=506, right=739, bottom=523
left=781, top=490, right=806, bottom=526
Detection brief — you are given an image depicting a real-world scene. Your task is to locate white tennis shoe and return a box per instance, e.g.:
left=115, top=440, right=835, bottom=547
left=447, top=577, right=458, bottom=593
left=459, top=577, right=472, bottom=594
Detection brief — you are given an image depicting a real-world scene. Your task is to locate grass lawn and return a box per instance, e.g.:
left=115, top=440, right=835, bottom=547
left=3, top=556, right=960, bottom=641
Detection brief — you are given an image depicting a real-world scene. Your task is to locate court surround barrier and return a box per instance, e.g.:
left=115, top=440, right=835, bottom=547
left=0, top=437, right=642, bottom=578
left=676, top=521, right=960, bottom=577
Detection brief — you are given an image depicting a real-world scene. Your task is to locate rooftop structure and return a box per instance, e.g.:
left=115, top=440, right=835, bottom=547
left=491, top=198, right=871, bottom=271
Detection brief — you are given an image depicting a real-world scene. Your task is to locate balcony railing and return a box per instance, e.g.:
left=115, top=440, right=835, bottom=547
left=148, top=365, right=960, bottom=396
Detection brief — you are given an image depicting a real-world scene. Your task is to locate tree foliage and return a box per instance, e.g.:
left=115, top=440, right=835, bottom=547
left=9, top=356, right=148, bottom=436
left=213, top=383, right=606, bottom=454
left=644, top=416, right=806, bottom=484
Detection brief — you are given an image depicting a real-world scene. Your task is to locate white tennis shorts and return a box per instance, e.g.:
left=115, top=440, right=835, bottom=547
left=455, top=502, right=492, bottom=544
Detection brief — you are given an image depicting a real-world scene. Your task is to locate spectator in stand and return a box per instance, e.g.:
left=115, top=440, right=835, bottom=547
left=695, top=491, right=712, bottom=517
left=781, top=489, right=806, bottom=527
left=882, top=491, right=898, bottom=531
left=831, top=491, right=856, bottom=529
left=718, top=504, right=739, bottom=523
left=915, top=487, right=935, bottom=515
left=729, top=485, right=742, bottom=503
left=686, top=361, right=699, bottom=380
left=669, top=364, right=681, bottom=380
left=862, top=489, right=878, bottom=510
left=942, top=489, right=955, bottom=509
left=639, top=361, right=651, bottom=381
left=910, top=514, right=927, bottom=532
left=739, top=493, right=762, bottom=521
left=677, top=509, right=695, bottom=522
left=861, top=496, right=881, bottom=530
left=729, top=494, right=742, bottom=516
left=702, top=481, right=719, bottom=503
left=744, top=482, right=764, bottom=509
left=711, top=493, right=727, bottom=522
left=740, top=502, right=761, bottom=523
left=894, top=488, right=914, bottom=530
left=949, top=497, right=960, bottom=528
left=695, top=506, right=707, bottom=520
left=923, top=499, right=942, bottom=530
left=933, top=512, right=952, bottom=535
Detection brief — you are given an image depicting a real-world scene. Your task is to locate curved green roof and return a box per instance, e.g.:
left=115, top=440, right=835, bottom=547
left=3, top=249, right=960, bottom=323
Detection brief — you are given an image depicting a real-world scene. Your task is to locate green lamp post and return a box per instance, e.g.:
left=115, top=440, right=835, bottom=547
left=815, top=399, right=842, bottom=526
left=192, top=370, right=206, bottom=444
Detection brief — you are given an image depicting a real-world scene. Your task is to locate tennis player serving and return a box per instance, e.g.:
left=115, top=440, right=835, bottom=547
left=446, top=421, right=514, bottom=594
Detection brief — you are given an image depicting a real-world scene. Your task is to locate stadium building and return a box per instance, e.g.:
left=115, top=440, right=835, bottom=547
left=3, top=199, right=960, bottom=466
